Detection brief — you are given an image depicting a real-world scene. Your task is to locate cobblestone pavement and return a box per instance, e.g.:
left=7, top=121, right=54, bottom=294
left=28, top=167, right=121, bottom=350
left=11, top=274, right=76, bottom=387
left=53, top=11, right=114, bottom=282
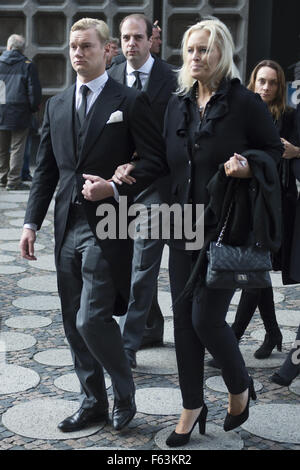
left=0, top=187, right=299, bottom=454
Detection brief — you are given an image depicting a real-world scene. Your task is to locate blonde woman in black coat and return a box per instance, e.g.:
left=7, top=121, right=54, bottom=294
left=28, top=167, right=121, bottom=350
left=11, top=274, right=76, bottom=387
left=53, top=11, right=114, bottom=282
left=87, top=19, right=283, bottom=447
left=159, top=20, right=283, bottom=446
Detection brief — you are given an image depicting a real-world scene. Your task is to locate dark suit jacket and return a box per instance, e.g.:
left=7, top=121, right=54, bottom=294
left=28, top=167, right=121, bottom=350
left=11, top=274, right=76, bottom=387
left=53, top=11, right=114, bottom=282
left=24, top=77, right=167, bottom=314
left=108, top=56, right=177, bottom=131
left=108, top=56, right=176, bottom=203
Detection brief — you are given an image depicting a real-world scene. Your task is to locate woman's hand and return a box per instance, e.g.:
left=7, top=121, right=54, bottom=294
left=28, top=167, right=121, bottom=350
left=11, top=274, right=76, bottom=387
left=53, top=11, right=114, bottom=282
left=224, top=153, right=252, bottom=178
left=281, top=138, right=300, bottom=159
left=112, top=163, right=136, bottom=185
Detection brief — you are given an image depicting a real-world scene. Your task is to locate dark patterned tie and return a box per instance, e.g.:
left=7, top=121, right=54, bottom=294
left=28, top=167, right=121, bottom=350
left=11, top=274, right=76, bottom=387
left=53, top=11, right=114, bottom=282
left=132, top=71, right=142, bottom=90
left=77, top=85, right=90, bottom=127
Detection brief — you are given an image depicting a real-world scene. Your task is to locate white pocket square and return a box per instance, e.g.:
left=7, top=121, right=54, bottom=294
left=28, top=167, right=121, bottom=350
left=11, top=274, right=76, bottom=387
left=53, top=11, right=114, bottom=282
left=106, top=110, right=123, bottom=124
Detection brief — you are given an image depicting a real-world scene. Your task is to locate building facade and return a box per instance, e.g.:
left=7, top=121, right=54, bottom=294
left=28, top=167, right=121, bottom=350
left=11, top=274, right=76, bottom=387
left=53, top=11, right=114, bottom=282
left=0, top=0, right=299, bottom=118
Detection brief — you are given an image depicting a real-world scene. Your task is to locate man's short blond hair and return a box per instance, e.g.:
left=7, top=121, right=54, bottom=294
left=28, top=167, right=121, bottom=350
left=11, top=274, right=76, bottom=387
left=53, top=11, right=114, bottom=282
left=70, top=18, right=110, bottom=45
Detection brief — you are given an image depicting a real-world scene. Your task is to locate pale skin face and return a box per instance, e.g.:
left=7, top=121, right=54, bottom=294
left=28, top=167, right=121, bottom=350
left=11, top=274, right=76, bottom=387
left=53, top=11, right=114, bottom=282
left=150, top=27, right=162, bottom=54
left=109, top=42, right=119, bottom=57
left=186, top=29, right=221, bottom=86
left=254, top=66, right=279, bottom=105
left=121, top=18, right=152, bottom=69
left=253, top=66, right=299, bottom=158
left=106, top=42, right=119, bottom=66
left=69, top=28, right=109, bottom=83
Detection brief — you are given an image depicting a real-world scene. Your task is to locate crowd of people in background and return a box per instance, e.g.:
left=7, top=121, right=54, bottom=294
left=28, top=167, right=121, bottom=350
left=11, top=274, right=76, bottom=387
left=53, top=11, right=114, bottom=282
left=0, top=11, right=299, bottom=448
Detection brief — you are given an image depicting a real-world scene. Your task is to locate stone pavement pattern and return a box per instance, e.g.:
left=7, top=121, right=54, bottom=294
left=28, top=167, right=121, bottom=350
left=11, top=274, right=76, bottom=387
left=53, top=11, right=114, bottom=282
left=0, top=188, right=299, bottom=451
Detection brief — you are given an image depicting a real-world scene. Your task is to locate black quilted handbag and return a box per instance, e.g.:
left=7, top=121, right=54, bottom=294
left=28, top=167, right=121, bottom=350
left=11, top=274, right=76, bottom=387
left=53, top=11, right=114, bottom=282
left=206, top=201, right=272, bottom=289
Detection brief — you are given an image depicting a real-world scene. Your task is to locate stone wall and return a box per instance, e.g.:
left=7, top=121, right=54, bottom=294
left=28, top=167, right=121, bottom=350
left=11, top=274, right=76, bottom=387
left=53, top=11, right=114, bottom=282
left=0, top=0, right=249, bottom=113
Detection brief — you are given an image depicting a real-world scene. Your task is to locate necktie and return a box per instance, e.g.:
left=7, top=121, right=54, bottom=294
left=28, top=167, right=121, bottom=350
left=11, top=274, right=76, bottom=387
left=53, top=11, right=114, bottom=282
left=77, top=85, right=90, bottom=127
left=132, top=71, right=142, bottom=90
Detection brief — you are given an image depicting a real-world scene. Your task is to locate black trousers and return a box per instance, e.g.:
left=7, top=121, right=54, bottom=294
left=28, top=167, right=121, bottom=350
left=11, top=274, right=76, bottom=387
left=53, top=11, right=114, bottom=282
left=232, top=286, right=280, bottom=339
left=169, top=247, right=250, bottom=409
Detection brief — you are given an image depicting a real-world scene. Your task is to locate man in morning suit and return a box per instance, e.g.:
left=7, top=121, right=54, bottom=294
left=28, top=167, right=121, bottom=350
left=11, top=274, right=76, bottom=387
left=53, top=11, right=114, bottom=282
left=108, top=14, right=177, bottom=369
left=19, top=18, right=166, bottom=433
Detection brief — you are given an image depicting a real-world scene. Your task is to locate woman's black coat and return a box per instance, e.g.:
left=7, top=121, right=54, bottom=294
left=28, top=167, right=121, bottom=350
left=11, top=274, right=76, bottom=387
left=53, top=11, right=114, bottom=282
left=164, top=79, right=283, bottom=242
left=164, top=79, right=282, bottom=209
left=163, top=78, right=284, bottom=293
left=272, top=107, right=299, bottom=284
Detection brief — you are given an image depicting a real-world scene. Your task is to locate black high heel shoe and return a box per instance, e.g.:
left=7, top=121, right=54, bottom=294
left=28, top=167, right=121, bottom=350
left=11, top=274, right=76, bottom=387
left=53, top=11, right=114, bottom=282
left=254, top=331, right=283, bottom=359
left=166, top=404, right=208, bottom=447
left=224, top=377, right=256, bottom=432
left=269, top=372, right=294, bottom=387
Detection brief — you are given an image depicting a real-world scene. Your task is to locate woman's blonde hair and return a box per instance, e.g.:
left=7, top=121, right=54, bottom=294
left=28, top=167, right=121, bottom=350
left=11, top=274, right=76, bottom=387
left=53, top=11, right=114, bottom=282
left=177, top=18, right=239, bottom=95
left=70, top=18, right=110, bottom=45
left=247, top=60, right=286, bottom=121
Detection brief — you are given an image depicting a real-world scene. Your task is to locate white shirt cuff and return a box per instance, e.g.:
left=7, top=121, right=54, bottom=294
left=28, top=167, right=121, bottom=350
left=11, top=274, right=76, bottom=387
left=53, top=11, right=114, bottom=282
left=109, top=181, right=119, bottom=202
left=24, top=223, right=37, bottom=231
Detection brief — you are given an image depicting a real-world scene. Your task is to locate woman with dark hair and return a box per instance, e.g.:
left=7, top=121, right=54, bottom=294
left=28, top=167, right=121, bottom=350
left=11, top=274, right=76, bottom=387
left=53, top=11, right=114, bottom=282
left=230, top=60, right=300, bottom=359
left=270, top=105, right=300, bottom=387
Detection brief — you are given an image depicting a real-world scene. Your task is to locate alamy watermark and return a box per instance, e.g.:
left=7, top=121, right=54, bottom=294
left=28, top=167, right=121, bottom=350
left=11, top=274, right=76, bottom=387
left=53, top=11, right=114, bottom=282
left=95, top=196, right=205, bottom=250
left=291, top=340, right=300, bottom=366
left=290, top=80, right=300, bottom=106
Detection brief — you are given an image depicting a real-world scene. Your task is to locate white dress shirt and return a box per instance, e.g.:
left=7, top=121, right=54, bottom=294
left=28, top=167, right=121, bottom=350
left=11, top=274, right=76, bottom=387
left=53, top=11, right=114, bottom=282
left=108, top=55, right=156, bottom=201
left=109, top=55, right=155, bottom=202
left=126, top=54, right=154, bottom=89
left=75, top=71, right=108, bottom=113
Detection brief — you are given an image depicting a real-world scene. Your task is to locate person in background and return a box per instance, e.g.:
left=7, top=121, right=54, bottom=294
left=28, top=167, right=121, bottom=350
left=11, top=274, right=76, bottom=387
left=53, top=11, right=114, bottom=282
left=0, top=34, right=41, bottom=190
left=150, top=20, right=162, bottom=56
left=21, top=114, right=39, bottom=182
left=271, top=102, right=300, bottom=385
left=108, top=13, right=177, bottom=369
left=230, top=60, right=300, bottom=360
left=105, top=37, right=120, bottom=69
left=110, top=19, right=162, bottom=67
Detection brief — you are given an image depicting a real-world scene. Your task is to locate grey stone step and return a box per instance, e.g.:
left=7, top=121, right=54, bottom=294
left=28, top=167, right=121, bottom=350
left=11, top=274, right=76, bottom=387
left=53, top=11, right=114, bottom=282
left=1, top=398, right=105, bottom=440
left=241, top=404, right=300, bottom=444
left=135, top=387, right=182, bottom=415
left=0, top=364, right=40, bottom=394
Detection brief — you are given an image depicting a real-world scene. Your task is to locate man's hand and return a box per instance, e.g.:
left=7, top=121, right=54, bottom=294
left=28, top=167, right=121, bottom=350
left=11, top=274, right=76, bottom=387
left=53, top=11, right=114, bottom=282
left=224, top=153, right=252, bottom=178
left=82, top=174, right=114, bottom=201
left=111, top=163, right=136, bottom=185
left=20, top=228, right=37, bottom=260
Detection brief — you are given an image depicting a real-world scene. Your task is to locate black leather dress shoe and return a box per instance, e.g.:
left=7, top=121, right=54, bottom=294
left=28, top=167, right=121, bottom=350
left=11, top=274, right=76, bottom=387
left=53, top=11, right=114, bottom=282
left=125, top=348, right=137, bottom=369
left=58, top=406, right=109, bottom=432
left=112, top=394, right=136, bottom=430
